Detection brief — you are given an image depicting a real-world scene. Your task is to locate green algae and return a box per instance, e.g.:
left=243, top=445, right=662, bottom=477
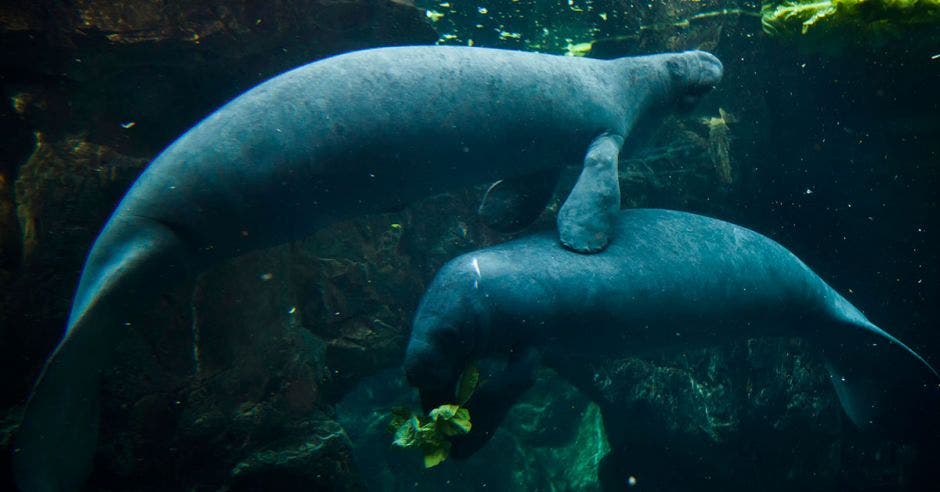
left=761, top=0, right=940, bottom=50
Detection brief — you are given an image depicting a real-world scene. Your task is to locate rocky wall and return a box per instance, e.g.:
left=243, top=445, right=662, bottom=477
left=1, top=0, right=937, bottom=491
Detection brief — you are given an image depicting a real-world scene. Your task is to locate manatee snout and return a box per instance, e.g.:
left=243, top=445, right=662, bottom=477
left=668, top=50, right=723, bottom=112
left=404, top=333, right=461, bottom=393
left=691, top=51, right=723, bottom=87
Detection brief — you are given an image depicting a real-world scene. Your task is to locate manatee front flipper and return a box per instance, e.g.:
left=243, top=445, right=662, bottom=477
left=478, top=167, right=561, bottom=233
left=450, top=347, right=539, bottom=459
left=557, top=133, right=624, bottom=253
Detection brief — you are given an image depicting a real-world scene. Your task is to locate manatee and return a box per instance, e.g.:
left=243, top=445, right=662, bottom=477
left=404, top=209, right=940, bottom=466
left=13, top=46, right=722, bottom=491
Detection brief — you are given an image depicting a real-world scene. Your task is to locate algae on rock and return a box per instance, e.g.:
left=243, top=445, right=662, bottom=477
left=761, top=0, right=940, bottom=51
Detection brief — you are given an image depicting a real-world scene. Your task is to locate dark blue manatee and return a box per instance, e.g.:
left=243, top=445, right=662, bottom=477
left=405, top=209, right=939, bottom=458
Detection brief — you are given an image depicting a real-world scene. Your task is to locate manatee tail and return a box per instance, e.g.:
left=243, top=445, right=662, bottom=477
left=13, top=335, right=103, bottom=492
left=820, top=291, right=940, bottom=437
left=13, top=215, right=196, bottom=492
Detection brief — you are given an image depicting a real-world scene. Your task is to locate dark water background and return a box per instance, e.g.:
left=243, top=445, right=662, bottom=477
left=0, top=1, right=938, bottom=490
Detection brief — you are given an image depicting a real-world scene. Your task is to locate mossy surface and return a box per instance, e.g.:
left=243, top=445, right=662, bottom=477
left=761, top=0, right=940, bottom=51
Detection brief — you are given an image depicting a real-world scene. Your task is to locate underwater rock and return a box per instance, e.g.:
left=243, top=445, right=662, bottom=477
left=0, top=173, right=17, bottom=282
left=578, top=339, right=924, bottom=490
left=14, top=134, right=147, bottom=265
left=0, top=0, right=437, bottom=154
left=300, top=217, right=426, bottom=398
left=583, top=339, right=837, bottom=440
left=1, top=0, right=431, bottom=45
left=498, top=373, right=610, bottom=491
left=538, top=402, right=610, bottom=491
left=228, top=421, right=364, bottom=491
left=9, top=133, right=146, bottom=315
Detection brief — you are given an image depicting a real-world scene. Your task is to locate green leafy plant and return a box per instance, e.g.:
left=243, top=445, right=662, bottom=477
left=761, top=0, right=940, bottom=49
left=389, top=363, right=480, bottom=468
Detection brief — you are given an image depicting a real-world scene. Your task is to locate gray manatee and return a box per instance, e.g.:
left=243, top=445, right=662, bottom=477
left=13, top=47, right=722, bottom=491
left=404, top=209, right=940, bottom=462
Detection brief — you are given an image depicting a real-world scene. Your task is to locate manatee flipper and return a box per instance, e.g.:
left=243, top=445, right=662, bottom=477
left=14, top=215, right=195, bottom=492
left=821, top=294, right=940, bottom=436
left=478, top=167, right=561, bottom=233
left=823, top=327, right=940, bottom=436
left=450, top=347, right=539, bottom=459
left=12, top=335, right=103, bottom=492
left=557, top=133, right=624, bottom=253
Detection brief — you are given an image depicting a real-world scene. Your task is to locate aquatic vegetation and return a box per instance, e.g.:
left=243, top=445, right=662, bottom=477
left=761, top=0, right=940, bottom=48
left=423, top=0, right=759, bottom=56
left=702, top=108, right=735, bottom=184
left=565, top=41, right=595, bottom=57
left=562, top=7, right=759, bottom=57
left=389, top=364, right=479, bottom=467
left=416, top=0, right=617, bottom=54
left=643, top=8, right=763, bottom=31
left=390, top=404, right=472, bottom=467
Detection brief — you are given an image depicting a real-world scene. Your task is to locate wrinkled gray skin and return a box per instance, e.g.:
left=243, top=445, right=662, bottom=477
left=14, top=47, right=722, bottom=492
left=405, top=209, right=940, bottom=460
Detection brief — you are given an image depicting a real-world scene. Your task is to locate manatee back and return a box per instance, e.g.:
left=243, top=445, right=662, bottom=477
left=454, top=209, right=836, bottom=355
left=601, top=209, right=835, bottom=335
left=119, top=46, right=624, bottom=256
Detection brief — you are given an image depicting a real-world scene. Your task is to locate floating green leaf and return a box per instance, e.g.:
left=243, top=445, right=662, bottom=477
left=423, top=445, right=450, bottom=468
left=388, top=363, right=480, bottom=467
left=388, top=406, right=413, bottom=432
left=391, top=415, right=420, bottom=448
left=455, top=363, right=480, bottom=405
left=390, top=405, right=470, bottom=468
left=430, top=404, right=472, bottom=437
